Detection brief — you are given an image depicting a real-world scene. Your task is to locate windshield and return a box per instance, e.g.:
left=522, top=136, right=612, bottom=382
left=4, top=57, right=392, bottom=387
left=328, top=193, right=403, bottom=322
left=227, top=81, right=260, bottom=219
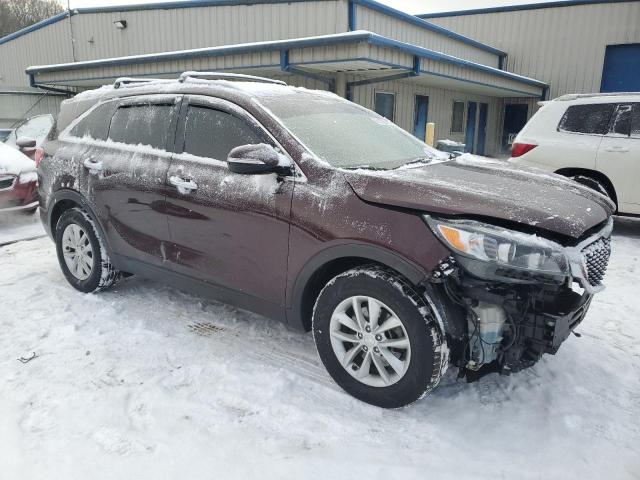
left=5, top=114, right=54, bottom=148
left=258, top=91, right=447, bottom=170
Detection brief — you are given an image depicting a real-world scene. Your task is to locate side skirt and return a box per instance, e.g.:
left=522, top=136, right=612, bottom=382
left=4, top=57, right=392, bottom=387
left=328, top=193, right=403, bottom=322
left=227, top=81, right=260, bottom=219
left=111, top=254, right=288, bottom=325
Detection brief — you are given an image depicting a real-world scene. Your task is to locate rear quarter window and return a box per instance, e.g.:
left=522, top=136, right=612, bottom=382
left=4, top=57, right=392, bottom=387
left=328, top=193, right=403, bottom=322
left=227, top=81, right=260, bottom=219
left=69, top=102, right=116, bottom=141
left=557, top=103, right=615, bottom=135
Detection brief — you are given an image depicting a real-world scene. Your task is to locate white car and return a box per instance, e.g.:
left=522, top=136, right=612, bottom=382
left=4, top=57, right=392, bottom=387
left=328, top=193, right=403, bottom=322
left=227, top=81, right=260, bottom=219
left=509, top=93, right=640, bottom=215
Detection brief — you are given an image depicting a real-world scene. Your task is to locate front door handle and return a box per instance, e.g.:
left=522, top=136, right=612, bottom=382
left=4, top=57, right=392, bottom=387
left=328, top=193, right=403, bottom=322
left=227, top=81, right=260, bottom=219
left=604, top=145, right=629, bottom=153
left=169, top=175, right=198, bottom=194
left=83, top=158, right=103, bottom=171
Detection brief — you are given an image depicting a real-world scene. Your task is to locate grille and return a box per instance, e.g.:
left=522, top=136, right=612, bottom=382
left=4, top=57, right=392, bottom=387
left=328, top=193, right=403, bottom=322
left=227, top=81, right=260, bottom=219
left=582, top=236, right=611, bottom=287
left=0, top=175, right=15, bottom=190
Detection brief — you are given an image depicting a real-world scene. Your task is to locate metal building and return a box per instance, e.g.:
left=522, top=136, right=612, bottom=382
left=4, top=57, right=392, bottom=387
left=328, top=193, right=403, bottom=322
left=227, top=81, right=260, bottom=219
left=421, top=0, right=640, bottom=151
left=0, top=0, right=636, bottom=156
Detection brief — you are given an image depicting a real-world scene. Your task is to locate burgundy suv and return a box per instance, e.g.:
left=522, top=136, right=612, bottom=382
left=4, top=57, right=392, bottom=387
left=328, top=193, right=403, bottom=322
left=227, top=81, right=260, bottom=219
left=38, top=72, right=614, bottom=408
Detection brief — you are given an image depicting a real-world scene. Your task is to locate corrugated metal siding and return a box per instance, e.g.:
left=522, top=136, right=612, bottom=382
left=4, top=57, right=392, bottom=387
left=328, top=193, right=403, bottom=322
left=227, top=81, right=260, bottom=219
left=350, top=77, right=503, bottom=155
left=71, top=1, right=346, bottom=61
left=355, top=4, right=501, bottom=68
left=0, top=19, right=74, bottom=88
left=429, top=1, right=640, bottom=99
left=0, top=93, right=65, bottom=127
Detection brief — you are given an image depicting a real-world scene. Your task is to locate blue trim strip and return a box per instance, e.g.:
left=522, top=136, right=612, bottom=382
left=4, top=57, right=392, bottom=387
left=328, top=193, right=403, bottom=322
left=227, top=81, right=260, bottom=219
left=0, top=11, right=70, bottom=46
left=348, top=0, right=357, bottom=30
left=352, top=0, right=506, bottom=58
left=418, top=0, right=636, bottom=18
left=74, top=0, right=332, bottom=14
left=29, top=56, right=542, bottom=98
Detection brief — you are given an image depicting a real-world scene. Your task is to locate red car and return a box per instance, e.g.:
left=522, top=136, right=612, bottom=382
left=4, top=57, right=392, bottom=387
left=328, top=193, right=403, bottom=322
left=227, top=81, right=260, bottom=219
left=1, top=114, right=54, bottom=213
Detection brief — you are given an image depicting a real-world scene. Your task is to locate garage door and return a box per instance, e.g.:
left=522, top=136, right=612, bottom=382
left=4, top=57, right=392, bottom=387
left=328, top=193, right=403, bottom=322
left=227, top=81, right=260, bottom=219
left=601, top=44, right=640, bottom=93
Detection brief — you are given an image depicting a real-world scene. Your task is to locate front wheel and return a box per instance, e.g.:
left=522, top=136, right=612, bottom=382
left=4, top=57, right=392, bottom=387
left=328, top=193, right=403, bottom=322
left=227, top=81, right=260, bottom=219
left=55, top=207, right=120, bottom=293
left=312, top=266, right=447, bottom=408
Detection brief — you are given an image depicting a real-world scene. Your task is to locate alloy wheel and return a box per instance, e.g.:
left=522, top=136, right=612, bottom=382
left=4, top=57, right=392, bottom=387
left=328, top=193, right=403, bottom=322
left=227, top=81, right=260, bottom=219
left=62, top=223, right=94, bottom=280
left=329, top=296, right=411, bottom=387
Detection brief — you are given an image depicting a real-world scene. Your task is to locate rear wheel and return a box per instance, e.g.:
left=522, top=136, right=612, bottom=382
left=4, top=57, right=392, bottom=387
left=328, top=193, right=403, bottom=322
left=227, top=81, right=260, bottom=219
left=55, top=207, right=120, bottom=293
left=570, top=174, right=615, bottom=205
left=312, top=266, right=447, bottom=408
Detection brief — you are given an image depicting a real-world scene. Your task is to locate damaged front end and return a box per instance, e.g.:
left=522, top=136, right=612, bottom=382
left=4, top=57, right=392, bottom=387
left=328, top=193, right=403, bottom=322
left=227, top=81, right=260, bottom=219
left=424, top=215, right=613, bottom=381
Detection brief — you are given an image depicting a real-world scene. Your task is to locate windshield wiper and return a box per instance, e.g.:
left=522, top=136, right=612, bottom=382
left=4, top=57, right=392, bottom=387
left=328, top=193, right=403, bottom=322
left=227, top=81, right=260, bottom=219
left=394, top=156, right=435, bottom=169
left=343, top=165, right=386, bottom=171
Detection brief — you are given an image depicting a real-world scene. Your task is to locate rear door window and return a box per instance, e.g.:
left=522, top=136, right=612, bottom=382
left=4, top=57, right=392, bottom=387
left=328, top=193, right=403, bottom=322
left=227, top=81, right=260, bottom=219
left=70, top=102, right=116, bottom=141
left=558, top=103, right=615, bottom=135
left=109, top=103, right=176, bottom=150
left=607, top=104, right=632, bottom=137
left=182, top=106, right=264, bottom=160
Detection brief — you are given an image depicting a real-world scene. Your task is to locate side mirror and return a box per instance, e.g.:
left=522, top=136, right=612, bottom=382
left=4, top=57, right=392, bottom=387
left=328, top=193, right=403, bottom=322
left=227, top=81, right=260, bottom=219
left=16, top=136, right=37, bottom=149
left=227, top=143, right=291, bottom=175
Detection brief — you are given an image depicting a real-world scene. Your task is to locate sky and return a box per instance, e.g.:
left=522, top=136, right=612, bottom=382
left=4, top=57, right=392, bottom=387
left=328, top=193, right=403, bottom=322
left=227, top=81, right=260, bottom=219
left=65, top=0, right=562, bottom=15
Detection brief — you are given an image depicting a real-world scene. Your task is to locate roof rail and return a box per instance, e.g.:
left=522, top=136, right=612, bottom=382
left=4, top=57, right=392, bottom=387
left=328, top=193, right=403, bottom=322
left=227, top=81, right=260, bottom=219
left=554, top=92, right=639, bottom=101
left=114, top=77, right=172, bottom=89
left=178, top=71, right=286, bottom=85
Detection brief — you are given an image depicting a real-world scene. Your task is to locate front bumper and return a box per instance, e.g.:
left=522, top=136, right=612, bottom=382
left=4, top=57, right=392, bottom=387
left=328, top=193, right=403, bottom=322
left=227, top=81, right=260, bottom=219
left=435, top=219, right=612, bottom=379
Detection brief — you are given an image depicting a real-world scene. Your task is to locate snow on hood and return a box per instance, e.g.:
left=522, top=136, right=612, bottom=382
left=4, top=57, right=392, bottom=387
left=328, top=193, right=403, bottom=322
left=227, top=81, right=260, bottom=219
left=0, top=142, right=35, bottom=176
left=343, top=154, right=614, bottom=240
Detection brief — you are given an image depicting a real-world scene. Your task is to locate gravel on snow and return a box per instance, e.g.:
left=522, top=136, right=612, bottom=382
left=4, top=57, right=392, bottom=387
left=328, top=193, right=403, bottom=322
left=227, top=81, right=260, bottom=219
left=0, top=219, right=639, bottom=480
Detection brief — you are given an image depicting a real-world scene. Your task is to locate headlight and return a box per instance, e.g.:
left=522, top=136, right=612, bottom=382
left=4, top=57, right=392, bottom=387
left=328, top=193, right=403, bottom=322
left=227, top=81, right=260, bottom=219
left=425, top=216, right=569, bottom=275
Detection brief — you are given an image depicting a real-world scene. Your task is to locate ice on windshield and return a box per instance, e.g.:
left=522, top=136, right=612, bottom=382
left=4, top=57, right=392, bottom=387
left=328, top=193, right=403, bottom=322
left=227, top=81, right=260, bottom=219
left=257, top=92, right=448, bottom=170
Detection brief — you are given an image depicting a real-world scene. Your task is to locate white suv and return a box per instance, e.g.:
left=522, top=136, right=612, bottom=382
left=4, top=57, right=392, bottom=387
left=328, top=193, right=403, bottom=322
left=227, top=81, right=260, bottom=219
left=509, top=93, right=640, bottom=215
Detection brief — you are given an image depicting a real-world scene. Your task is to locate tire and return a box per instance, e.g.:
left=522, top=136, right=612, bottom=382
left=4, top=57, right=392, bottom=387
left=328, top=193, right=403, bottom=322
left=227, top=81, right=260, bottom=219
left=312, top=266, right=447, bottom=408
left=55, top=207, right=120, bottom=293
left=570, top=175, right=615, bottom=204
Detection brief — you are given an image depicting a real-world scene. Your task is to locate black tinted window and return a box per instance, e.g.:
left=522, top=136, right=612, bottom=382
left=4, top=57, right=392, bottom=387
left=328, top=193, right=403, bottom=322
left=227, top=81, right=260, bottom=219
left=109, top=104, right=175, bottom=150
left=183, top=106, right=263, bottom=160
left=451, top=101, right=465, bottom=133
left=631, top=104, right=640, bottom=139
left=70, top=103, right=115, bottom=141
left=609, top=104, right=632, bottom=136
left=374, top=92, right=395, bottom=122
left=558, top=103, right=615, bottom=134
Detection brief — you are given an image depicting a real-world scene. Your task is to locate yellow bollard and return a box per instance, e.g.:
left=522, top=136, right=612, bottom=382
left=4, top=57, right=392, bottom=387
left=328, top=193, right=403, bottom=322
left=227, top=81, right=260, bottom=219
left=425, top=122, right=435, bottom=147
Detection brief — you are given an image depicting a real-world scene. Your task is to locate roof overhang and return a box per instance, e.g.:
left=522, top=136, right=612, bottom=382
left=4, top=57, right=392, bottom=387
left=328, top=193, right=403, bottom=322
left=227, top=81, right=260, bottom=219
left=26, top=31, right=547, bottom=98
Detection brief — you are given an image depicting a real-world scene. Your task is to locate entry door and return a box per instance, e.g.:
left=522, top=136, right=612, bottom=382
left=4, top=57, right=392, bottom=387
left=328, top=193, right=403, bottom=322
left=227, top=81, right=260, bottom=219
left=83, top=96, right=179, bottom=267
left=465, top=102, right=477, bottom=153
left=464, top=102, right=488, bottom=154
left=413, top=95, right=429, bottom=141
left=597, top=103, right=640, bottom=213
left=502, top=104, right=528, bottom=153
left=164, top=96, right=293, bottom=306
left=477, top=103, right=488, bottom=156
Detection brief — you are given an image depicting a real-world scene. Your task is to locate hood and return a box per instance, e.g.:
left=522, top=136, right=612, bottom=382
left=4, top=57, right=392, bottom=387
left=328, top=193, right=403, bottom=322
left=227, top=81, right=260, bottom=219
left=0, top=143, right=35, bottom=176
left=343, top=154, right=614, bottom=240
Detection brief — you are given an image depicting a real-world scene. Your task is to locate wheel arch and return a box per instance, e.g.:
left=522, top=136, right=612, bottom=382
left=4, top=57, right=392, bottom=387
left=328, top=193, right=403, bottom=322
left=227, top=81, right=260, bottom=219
left=555, top=167, right=618, bottom=207
left=287, top=244, right=429, bottom=332
left=47, top=189, right=112, bottom=254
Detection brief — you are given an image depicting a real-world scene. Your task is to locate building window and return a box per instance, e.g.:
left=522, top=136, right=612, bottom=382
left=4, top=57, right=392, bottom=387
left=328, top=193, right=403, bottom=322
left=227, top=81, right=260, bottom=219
left=374, top=92, right=395, bottom=122
left=451, top=101, right=465, bottom=133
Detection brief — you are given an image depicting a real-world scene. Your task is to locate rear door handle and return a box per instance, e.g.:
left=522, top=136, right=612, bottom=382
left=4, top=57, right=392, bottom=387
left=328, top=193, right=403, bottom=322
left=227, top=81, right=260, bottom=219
left=83, top=158, right=103, bottom=171
left=169, top=175, right=198, bottom=194
left=604, top=146, right=629, bottom=153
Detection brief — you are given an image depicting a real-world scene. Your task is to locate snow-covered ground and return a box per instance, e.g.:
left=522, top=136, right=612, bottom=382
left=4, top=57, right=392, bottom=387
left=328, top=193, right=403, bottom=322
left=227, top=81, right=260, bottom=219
left=0, top=211, right=45, bottom=246
left=1, top=217, right=639, bottom=480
